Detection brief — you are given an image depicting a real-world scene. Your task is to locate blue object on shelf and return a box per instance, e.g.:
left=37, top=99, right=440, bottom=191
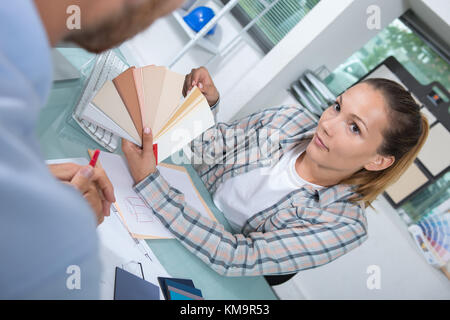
left=183, top=6, right=217, bottom=36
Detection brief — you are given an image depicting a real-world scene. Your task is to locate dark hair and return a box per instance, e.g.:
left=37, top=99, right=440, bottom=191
left=340, top=78, right=429, bottom=209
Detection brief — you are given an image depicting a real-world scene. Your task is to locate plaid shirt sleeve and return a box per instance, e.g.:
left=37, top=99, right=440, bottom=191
left=133, top=105, right=367, bottom=276
left=134, top=170, right=367, bottom=276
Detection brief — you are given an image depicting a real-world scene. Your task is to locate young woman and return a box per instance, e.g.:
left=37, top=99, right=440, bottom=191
left=122, top=67, right=429, bottom=277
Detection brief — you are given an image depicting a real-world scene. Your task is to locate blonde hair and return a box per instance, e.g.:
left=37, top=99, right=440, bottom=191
left=340, top=78, right=429, bottom=210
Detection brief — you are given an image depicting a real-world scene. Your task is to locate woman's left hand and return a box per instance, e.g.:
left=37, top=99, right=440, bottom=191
left=122, top=127, right=157, bottom=184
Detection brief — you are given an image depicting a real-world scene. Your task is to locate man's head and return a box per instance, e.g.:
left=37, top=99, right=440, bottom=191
left=35, top=0, right=183, bottom=52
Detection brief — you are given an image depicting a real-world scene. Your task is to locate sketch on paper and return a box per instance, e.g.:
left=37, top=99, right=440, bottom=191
left=125, top=196, right=154, bottom=223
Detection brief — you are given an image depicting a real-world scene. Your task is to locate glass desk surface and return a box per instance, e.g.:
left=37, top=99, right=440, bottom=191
left=36, top=47, right=277, bottom=300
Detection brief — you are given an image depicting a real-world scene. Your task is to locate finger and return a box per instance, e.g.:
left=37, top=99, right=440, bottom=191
left=192, top=68, right=208, bottom=87
left=183, top=75, right=188, bottom=96
left=142, top=127, right=154, bottom=157
left=102, top=199, right=111, bottom=218
left=48, top=163, right=81, bottom=181
left=186, top=73, right=193, bottom=93
left=93, top=168, right=116, bottom=203
left=70, top=165, right=94, bottom=194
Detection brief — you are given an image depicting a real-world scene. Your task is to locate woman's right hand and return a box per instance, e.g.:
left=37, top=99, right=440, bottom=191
left=122, top=127, right=157, bottom=185
left=183, top=67, right=219, bottom=107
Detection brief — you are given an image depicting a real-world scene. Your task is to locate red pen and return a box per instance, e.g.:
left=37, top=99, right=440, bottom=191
left=153, top=143, right=158, bottom=166
left=89, top=149, right=100, bottom=167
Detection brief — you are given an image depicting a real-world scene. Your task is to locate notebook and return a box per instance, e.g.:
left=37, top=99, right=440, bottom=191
left=91, top=65, right=215, bottom=163
left=165, top=279, right=204, bottom=300
left=157, top=277, right=195, bottom=300
left=114, top=267, right=160, bottom=300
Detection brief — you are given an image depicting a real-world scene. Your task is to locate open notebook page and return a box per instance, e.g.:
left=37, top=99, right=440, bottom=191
left=97, top=151, right=216, bottom=239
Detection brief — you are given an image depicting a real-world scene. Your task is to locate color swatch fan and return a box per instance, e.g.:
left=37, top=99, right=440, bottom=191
left=417, top=210, right=450, bottom=264
left=90, top=65, right=215, bottom=163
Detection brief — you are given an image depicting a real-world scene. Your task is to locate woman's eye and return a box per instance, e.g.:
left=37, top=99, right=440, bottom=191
left=332, top=101, right=360, bottom=135
left=350, top=123, right=360, bottom=134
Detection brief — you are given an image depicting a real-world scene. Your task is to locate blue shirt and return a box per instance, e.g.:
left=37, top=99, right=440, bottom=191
left=0, top=1, right=100, bottom=298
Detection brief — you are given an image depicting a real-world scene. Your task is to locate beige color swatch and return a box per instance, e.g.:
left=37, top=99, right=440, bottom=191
left=417, top=123, right=450, bottom=176
left=385, top=162, right=429, bottom=204
left=153, top=68, right=185, bottom=135
left=154, top=88, right=214, bottom=162
left=113, top=66, right=143, bottom=140
left=92, top=80, right=141, bottom=145
left=156, top=86, right=205, bottom=139
left=139, top=66, right=185, bottom=135
left=133, top=67, right=145, bottom=126
left=139, top=66, right=166, bottom=130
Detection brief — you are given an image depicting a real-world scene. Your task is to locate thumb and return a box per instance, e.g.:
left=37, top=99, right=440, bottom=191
left=71, top=165, right=94, bottom=194
left=142, top=127, right=154, bottom=156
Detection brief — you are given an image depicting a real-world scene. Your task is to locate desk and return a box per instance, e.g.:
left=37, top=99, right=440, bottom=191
left=36, top=47, right=277, bottom=300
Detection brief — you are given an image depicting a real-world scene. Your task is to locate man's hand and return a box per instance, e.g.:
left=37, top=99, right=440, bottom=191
left=49, top=163, right=115, bottom=225
left=183, top=67, right=219, bottom=107
left=122, top=127, right=157, bottom=184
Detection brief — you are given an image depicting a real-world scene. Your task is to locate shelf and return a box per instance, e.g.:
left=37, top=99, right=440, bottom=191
left=172, top=9, right=220, bottom=55
left=169, top=0, right=240, bottom=67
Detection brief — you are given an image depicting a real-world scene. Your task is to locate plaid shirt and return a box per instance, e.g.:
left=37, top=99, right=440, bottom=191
left=134, top=103, right=368, bottom=277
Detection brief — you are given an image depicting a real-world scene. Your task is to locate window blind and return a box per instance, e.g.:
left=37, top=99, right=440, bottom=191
left=223, top=0, right=321, bottom=53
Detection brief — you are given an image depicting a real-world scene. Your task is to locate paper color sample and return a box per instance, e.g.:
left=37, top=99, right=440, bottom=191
left=113, top=66, right=143, bottom=140
left=385, top=162, right=429, bottom=203
left=152, top=68, right=186, bottom=135
left=139, top=66, right=166, bottom=130
left=133, top=67, right=145, bottom=126
left=90, top=65, right=214, bottom=163
left=139, top=66, right=186, bottom=135
left=92, top=81, right=141, bottom=145
left=154, top=87, right=214, bottom=162
left=417, top=123, right=450, bottom=176
left=81, top=103, right=139, bottom=145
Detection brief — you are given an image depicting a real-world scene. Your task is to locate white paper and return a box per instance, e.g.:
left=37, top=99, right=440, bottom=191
left=97, top=208, right=170, bottom=300
left=158, top=164, right=216, bottom=221
left=98, top=151, right=216, bottom=239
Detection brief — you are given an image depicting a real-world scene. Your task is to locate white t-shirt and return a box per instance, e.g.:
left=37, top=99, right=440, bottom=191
left=213, top=143, right=324, bottom=232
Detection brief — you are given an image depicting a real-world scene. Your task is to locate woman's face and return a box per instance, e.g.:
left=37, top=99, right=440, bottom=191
left=306, top=82, right=394, bottom=175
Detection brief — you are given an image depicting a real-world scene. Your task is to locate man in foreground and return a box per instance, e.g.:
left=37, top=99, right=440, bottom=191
left=0, top=0, right=182, bottom=299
